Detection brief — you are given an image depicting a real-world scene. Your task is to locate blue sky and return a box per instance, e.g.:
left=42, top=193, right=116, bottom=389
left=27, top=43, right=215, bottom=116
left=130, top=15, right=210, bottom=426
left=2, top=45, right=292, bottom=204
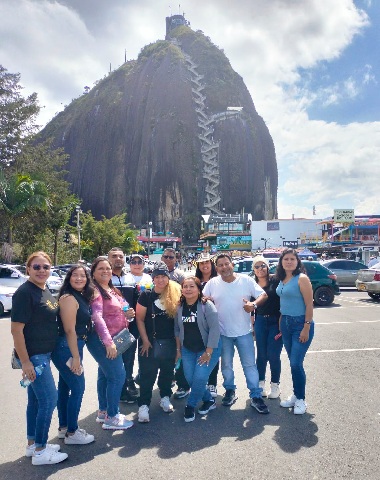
left=0, top=0, right=379, bottom=220
left=302, top=0, right=379, bottom=124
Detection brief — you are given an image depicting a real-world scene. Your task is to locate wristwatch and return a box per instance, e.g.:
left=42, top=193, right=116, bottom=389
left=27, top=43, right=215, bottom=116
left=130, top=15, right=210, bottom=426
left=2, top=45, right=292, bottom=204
left=304, top=320, right=312, bottom=324
left=252, top=302, right=257, bottom=309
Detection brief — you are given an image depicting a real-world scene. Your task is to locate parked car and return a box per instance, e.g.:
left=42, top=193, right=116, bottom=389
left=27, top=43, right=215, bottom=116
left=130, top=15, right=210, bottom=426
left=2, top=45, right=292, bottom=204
left=265, top=260, right=340, bottom=306
left=355, top=262, right=380, bottom=300
left=0, top=285, right=16, bottom=315
left=0, top=264, right=27, bottom=288
left=321, top=259, right=368, bottom=287
left=0, top=264, right=62, bottom=296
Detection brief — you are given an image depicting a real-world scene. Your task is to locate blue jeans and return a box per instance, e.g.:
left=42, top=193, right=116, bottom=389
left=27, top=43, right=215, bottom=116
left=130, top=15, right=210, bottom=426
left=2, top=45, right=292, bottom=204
left=254, top=315, right=283, bottom=383
left=221, top=333, right=262, bottom=398
left=281, top=315, right=315, bottom=400
left=181, top=340, right=221, bottom=408
left=86, top=332, right=126, bottom=417
left=25, top=353, right=57, bottom=448
left=51, top=336, right=86, bottom=433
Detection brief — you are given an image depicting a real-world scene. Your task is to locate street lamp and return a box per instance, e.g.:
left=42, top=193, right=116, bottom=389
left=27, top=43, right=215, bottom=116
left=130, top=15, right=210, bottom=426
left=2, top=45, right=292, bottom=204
left=75, top=205, right=82, bottom=260
left=261, top=237, right=271, bottom=249
left=148, top=221, right=152, bottom=259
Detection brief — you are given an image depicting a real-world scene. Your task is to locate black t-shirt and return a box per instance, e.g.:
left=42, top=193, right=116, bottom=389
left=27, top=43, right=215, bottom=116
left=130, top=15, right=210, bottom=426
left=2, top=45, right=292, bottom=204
left=138, top=290, right=175, bottom=341
left=11, top=281, right=59, bottom=357
left=57, top=290, right=92, bottom=338
left=182, top=303, right=205, bottom=352
left=256, top=276, right=281, bottom=318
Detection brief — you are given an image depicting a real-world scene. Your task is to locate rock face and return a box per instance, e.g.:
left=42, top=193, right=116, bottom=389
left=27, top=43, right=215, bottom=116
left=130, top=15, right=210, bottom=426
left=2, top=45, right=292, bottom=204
left=39, top=21, right=277, bottom=241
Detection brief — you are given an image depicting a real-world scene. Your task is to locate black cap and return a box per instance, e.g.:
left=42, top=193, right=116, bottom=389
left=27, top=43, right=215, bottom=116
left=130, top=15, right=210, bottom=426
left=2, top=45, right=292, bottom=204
left=151, top=261, right=170, bottom=279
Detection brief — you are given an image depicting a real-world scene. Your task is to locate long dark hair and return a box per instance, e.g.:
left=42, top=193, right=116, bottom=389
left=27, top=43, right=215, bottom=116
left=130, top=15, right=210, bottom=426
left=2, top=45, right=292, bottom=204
left=90, top=256, right=122, bottom=300
left=59, top=265, right=95, bottom=301
left=275, top=248, right=305, bottom=281
left=195, top=260, right=217, bottom=282
left=180, top=276, right=203, bottom=305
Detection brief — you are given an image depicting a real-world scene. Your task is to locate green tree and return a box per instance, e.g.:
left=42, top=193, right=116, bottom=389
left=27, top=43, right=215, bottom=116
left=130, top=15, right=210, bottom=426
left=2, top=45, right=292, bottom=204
left=0, top=65, right=40, bottom=166
left=0, top=167, right=49, bottom=245
left=80, top=211, right=139, bottom=260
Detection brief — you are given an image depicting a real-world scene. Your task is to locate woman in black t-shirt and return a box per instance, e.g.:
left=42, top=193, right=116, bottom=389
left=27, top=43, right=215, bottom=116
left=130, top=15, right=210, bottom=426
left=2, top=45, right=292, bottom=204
left=51, top=265, right=95, bottom=445
left=252, top=256, right=283, bottom=400
left=11, top=251, right=68, bottom=465
left=135, top=261, right=181, bottom=423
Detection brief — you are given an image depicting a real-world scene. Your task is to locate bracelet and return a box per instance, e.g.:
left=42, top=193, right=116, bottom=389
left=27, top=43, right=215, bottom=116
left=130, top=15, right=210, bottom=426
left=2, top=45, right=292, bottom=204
left=304, top=321, right=312, bottom=324
left=176, top=348, right=181, bottom=351
left=205, top=352, right=211, bottom=357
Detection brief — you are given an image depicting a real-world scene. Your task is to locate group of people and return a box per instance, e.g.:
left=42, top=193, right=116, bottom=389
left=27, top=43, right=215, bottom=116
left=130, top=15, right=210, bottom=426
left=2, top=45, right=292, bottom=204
left=11, top=246, right=315, bottom=466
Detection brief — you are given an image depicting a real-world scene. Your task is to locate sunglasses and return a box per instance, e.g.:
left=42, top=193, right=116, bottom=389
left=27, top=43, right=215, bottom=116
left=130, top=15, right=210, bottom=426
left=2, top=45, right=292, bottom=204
left=254, top=264, right=267, bottom=270
left=32, top=264, right=51, bottom=271
left=130, top=260, right=143, bottom=265
left=163, top=255, right=175, bottom=259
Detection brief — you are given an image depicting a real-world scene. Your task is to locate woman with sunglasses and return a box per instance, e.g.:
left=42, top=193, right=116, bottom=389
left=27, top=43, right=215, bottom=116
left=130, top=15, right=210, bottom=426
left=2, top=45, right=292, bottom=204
left=86, top=257, right=134, bottom=430
left=251, top=256, right=282, bottom=399
left=51, top=265, right=95, bottom=445
left=11, top=251, right=68, bottom=465
left=275, top=248, right=314, bottom=415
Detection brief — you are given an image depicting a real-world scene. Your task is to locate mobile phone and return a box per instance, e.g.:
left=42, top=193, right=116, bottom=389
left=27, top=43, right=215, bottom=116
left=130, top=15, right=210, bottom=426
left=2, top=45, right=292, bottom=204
left=66, top=357, right=84, bottom=375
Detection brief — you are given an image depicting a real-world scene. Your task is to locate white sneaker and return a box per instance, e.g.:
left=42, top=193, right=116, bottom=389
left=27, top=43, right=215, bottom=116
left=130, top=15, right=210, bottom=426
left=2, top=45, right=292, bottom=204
left=138, top=405, right=150, bottom=423
left=32, top=448, right=68, bottom=466
left=267, top=382, right=281, bottom=399
left=64, top=428, right=95, bottom=445
left=58, top=427, right=67, bottom=439
left=26, top=443, right=60, bottom=458
left=280, top=394, right=297, bottom=408
left=294, top=398, right=307, bottom=415
left=259, top=380, right=268, bottom=397
left=159, top=396, right=174, bottom=413
left=207, top=385, right=218, bottom=398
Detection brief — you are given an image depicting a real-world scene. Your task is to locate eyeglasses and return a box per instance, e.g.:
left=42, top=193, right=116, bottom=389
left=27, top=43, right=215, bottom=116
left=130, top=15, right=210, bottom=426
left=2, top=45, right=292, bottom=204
left=163, top=255, right=175, bottom=259
left=32, top=264, right=51, bottom=271
left=254, top=264, right=267, bottom=270
left=130, top=260, right=143, bottom=265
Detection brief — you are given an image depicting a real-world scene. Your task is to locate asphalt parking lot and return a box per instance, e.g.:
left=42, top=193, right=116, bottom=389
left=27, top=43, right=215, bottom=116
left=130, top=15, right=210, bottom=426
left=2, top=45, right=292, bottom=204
left=0, top=288, right=379, bottom=480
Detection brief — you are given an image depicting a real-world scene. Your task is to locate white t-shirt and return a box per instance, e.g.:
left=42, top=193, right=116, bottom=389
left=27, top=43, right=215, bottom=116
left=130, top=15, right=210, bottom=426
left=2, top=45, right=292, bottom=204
left=123, top=272, right=153, bottom=286
left=203, top=274, right=265, bottom=337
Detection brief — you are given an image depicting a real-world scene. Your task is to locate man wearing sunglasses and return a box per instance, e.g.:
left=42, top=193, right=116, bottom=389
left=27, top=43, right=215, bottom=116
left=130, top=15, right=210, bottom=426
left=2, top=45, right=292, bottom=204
left=161, top=248, right=186, bottom=285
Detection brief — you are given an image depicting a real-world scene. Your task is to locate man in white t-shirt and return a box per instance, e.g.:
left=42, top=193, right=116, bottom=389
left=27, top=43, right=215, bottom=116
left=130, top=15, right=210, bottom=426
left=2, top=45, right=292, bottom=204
left=203, top=253, right=269, bottom=413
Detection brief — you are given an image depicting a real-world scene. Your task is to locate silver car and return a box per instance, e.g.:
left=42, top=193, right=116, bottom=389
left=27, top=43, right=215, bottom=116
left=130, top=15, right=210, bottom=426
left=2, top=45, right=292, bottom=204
left=321, top=260, right=368, bottom=287
left=355, top=262, right=380, bottom=300
left=0, top=285, right=16, bottom=315
left=0, top=265, right=27, bottom=288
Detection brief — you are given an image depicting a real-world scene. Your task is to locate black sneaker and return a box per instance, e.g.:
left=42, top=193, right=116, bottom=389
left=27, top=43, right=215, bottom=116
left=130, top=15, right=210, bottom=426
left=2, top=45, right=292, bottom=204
left=198, top=399, right=216, bottom=415
left=120, top=389, right=137, bottom=404
left=184, top=406, right=195, bottom=423
left=127, top=380, right=139, bottom=398
left=222, top=389, right=238, bottom=406
left=174, top=388, right=190, bottom=399
left=250, top=397, right=269, bottom=414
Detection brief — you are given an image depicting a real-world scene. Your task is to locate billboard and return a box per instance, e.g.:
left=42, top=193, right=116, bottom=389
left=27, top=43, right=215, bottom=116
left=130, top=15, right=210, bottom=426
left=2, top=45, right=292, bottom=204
left=334, top=209, right=355, bottom=223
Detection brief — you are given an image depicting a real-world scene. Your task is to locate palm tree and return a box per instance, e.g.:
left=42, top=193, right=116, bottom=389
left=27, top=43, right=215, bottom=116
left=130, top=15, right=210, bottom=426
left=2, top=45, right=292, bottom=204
left=0, top=167, right=49, bottom=245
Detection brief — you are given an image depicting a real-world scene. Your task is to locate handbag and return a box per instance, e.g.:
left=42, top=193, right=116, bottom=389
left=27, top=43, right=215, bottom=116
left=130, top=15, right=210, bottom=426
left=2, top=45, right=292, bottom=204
left=113, top=328, right=136, bottom=356
left=151, top=303, right=176, bottom=360
left=11, top=349, right=21, bottom=369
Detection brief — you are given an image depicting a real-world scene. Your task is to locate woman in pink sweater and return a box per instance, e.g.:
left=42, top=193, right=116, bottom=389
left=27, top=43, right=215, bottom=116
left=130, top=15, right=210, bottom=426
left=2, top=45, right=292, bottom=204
left=86, top=257, right=135, bottom=431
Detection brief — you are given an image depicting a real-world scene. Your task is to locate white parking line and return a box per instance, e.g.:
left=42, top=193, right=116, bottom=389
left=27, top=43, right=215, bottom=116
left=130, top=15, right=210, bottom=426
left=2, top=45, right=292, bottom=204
left=317, top=320, right=380, bottom=324
left=306, top=347, right=380, bottom=354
